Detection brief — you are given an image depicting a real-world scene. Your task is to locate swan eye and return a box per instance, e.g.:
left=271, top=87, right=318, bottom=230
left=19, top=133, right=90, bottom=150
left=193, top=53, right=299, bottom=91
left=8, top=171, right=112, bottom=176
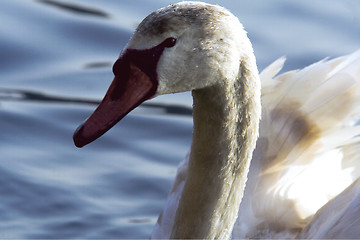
left=163, top=37, right=176, bottom=48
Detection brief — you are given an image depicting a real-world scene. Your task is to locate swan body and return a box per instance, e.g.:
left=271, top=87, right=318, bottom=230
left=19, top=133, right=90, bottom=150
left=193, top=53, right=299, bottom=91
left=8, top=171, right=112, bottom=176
left=73, top=1, right=360, bottom=239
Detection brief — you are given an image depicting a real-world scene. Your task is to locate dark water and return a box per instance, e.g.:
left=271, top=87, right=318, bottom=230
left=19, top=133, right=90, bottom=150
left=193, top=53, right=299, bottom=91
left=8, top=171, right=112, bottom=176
left=0, top=0, right=359, bottom=238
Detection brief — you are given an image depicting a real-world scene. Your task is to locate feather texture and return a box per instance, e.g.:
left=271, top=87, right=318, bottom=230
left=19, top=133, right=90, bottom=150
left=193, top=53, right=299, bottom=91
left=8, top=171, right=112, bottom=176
left=152, top=50, right=360, bottom=239
left=233, top=50, right=360, bottom=238
left=153, top=50, right=360, bottom=239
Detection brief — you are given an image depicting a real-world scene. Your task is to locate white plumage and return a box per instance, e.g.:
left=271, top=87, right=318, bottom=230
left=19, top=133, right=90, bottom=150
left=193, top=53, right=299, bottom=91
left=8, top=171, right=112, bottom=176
left=234, top=51, right=360, bottom=238
left=153, top=50, right=360, bottom=239
left=73, top=1, right=360, bottom=238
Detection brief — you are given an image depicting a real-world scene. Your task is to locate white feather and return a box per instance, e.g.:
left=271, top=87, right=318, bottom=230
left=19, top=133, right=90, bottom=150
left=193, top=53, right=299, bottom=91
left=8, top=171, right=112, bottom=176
left=233, top=50, right=360, bottom=238
left=153, top=50, right=360, bottom=238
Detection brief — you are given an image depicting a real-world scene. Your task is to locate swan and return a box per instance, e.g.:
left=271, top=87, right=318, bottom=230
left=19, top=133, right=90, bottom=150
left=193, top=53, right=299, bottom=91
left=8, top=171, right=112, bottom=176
left=73, top=2, right=360, bottom=239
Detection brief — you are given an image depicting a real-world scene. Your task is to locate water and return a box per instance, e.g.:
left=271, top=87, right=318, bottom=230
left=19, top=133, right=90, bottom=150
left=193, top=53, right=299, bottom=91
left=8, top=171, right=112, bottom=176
left=0, top=0, right=359, bottom=238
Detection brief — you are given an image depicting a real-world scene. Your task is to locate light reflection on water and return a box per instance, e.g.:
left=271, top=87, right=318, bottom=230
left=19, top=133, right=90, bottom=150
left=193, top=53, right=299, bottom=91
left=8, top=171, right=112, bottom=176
left=0, top=0, right=359, bottom=238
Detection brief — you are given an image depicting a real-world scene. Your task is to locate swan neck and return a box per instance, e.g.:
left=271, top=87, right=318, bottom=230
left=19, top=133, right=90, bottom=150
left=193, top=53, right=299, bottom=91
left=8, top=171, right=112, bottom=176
left=171, top=56, right=261, bottom=239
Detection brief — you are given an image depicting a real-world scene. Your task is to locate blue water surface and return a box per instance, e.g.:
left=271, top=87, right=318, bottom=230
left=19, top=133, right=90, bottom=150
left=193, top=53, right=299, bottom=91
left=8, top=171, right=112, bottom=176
left=0, top=0, right=359, bottom=238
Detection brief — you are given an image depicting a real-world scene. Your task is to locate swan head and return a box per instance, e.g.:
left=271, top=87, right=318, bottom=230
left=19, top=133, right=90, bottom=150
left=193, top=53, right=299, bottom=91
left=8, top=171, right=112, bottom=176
left=73, top=1, right=251, bottom=147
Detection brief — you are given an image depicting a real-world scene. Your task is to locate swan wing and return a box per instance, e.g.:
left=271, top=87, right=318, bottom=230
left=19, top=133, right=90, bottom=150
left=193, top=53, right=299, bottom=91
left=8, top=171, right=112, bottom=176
left=298, top=177, right=360, bottom=238
left=233, top=50, right=360, bottom=238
